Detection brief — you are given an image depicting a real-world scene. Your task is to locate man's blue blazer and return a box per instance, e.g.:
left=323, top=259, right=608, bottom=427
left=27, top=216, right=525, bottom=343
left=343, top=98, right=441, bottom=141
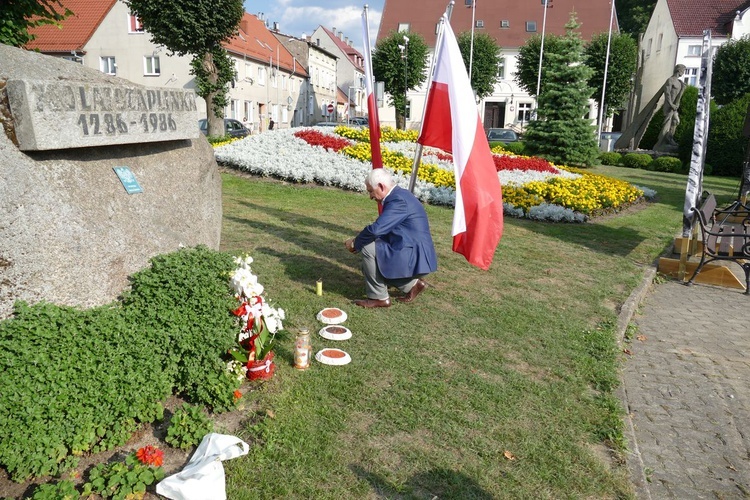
left=354, top=186, right=438, bottom=279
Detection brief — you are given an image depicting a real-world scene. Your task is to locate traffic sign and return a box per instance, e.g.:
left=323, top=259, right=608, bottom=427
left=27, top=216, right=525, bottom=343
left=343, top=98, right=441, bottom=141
left=327, top=103, right=334, bottom=114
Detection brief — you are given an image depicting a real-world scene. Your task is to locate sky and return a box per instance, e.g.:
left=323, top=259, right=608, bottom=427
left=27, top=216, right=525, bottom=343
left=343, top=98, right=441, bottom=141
left=243, top=0, right=385, bottom=53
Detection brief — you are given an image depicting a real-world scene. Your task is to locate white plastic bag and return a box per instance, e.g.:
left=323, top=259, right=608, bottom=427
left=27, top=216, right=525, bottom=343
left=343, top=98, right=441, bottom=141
left=156, top=433, right=249, bottom=500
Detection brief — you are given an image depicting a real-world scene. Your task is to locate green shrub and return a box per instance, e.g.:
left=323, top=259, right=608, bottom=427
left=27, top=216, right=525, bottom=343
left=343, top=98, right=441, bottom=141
left=649, top=156, right=683, bottom=173
left=706, top=92, right=750, bottom=177
left=165, top=404, right=214, bottom=450
left=0, top=246, right=240, bottom=481
left=622, top=152, right=653, bottom=169
left=598, top=151, right=622, bottom=166
left=499, top=141, right=526, bottom=155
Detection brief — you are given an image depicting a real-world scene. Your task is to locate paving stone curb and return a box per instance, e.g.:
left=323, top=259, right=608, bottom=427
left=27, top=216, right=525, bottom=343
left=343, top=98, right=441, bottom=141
left=616, top=265, right=656, bottom=500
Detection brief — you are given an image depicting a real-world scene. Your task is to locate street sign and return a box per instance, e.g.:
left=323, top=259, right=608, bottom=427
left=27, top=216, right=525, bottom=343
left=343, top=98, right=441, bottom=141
left=327, top=103, right=334, bottom=114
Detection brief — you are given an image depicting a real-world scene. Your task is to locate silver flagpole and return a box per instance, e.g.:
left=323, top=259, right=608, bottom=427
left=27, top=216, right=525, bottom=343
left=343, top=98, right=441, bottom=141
left=408, top=1, right=455, bottom=193
left=534, top=0, right=549, bottom=114
left=596, top=0, right=616, bottom=142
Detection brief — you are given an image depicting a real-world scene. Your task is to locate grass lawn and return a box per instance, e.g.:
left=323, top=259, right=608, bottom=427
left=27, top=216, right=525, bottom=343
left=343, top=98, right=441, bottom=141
left=217, top=166, right=739, bottom=498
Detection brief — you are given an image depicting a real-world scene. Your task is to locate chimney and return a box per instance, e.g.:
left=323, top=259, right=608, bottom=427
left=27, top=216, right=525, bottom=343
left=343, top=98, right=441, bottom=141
left=240, top=19, right=250, bottom=34
left=257, top=12, right=263, bottom=21
left=344, top=36, right=348, bottom=45
left=332, top=26, right=336, bottom=34
left=338, top=31, right=344, bottom=40
left=273, top=21, right=279, bottom=31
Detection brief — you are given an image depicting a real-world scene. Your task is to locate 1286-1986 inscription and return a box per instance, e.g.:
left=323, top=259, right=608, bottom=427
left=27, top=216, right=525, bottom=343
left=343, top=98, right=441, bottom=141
left=6, top=79, right=200, bottom=151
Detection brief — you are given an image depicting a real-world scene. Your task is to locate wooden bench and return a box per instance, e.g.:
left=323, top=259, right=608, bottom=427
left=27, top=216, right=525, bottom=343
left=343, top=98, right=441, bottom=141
left=687, top=193, right=750, bottom=294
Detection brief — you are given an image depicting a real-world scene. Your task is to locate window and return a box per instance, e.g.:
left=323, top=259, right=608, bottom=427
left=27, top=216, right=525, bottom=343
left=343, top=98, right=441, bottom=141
left=128, top=15, right=144, bottom=33
left=517, top=102, right=532, bottom=123
left=475, top=20, right=484, bottom=28
left=257, top=66, right=266, bottom=85
left=282, top=75, right=287, bottom=90
left=682, top=67, right=699, bottom=86
left=687, top=45, right=702, bottom=56
left=63, top=55, right=83, bottom=64
left=501, top=20, right=510, bottom=28
left=100, top=56, right=116, bottom=75
left=657, top=34, right=663, bottom=52
left=321, top=99, right=327, bottom=117
left=497, top=57, right=506, bottom=78
left=526, top=21, right=537, bottom=32
left=272, top=104, right=279, bottom=122
left=144, top=55, right=160, bottom=76
left=646, top=38, right=653, bottom=58
left=405, top=99, right=411, bottom=119
left=271, top=70, right=277, bottom=88
left=282, top=106, right=288, bottom=123
left=397, top=23, right=410, bottom=32
left=465, top=0, right=472, bottom=5
left=309, top=95, right=314, bottom=115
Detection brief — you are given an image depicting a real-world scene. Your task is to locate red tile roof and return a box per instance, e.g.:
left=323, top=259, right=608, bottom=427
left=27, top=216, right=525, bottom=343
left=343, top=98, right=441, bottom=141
left=226, top=13, right=308, bottom=77
left=319, top=26, right=365, bottom=71
left=666, top=0, right=748, bottom=37
left=26, top=0, right=117, bottom=53
left=379, top=0, right=618, bottom=48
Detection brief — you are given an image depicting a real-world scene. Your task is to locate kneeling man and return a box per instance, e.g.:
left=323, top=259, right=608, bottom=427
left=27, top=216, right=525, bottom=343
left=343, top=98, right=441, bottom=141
left=345, top=169, right=438, bottom=308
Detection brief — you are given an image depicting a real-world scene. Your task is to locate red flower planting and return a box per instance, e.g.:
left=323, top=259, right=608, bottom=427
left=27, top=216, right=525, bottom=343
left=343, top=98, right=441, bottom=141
left=135, top=445, right=164, bottom=467
left=294, top=130, right=352, bottom=152
left=492, top=155, right=558, bottom=174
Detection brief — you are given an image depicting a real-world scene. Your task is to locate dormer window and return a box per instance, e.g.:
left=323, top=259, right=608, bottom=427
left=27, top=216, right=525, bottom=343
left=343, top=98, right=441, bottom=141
left=501, top=20, right=510, bottom=28
left=475, top=20, right=484, bottom=28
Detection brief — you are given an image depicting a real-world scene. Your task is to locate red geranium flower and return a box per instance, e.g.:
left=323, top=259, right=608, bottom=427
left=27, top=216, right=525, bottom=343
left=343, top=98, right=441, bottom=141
left=136, top=445, right=164, bottom=467
left=233, top=390, right=242, bottom=400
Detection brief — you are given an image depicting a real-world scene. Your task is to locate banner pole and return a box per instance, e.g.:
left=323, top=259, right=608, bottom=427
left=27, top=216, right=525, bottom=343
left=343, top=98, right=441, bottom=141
left=408, top=1, right=455, bottom=193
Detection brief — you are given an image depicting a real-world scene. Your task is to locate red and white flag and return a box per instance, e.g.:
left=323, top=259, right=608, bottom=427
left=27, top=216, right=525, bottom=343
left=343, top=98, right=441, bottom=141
left=361, top=6, right=383, bottom=169
left=418, top=16, right=503, bottom=270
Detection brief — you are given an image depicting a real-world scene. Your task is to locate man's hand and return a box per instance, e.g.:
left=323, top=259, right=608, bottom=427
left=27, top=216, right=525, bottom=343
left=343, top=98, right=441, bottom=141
left=345, top=238, right=357, bottom=253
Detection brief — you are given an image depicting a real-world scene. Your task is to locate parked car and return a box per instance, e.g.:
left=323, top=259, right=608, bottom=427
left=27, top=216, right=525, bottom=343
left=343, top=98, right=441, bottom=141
left=198, top=118, right=249, bottom=138
left=486, top=128, right=519, bottom=143
left=348, top=117, right=369, bottom=126
left=314, top=121, right=340, bottom=128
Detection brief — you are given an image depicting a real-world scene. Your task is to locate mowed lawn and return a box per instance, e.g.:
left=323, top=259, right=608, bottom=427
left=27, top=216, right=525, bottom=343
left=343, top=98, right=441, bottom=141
left=218, top=166, right=738, bottom=499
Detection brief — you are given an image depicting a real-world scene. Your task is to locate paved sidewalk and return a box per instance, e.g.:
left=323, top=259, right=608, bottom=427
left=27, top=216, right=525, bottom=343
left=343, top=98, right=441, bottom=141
left=621, top=278, right=750, bottom=498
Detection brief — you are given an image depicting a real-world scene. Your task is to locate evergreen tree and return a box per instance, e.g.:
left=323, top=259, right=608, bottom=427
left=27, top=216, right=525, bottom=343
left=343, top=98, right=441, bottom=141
left=372, top=31, right=429, bottom=130
left=523, top=15, right=599, bottom=166
left=456, top=31, right=501, bottom=100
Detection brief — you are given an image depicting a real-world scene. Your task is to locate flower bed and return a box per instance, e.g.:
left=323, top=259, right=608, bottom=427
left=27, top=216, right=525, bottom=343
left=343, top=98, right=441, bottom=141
left=215, top=126, right=654, bottom=221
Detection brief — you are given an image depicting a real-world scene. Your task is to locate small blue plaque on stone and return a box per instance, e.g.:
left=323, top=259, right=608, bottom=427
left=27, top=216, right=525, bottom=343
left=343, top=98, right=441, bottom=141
left=113, top=166, right=143, bottom=194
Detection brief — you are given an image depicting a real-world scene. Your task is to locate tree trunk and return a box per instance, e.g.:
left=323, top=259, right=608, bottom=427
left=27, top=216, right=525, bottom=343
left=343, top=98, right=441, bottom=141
left=395, top=110, right=405, bottom=130
left=203, top=52, right=223, bottom=137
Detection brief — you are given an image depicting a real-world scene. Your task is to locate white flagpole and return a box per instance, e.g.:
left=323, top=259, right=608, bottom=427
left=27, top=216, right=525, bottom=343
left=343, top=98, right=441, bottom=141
left=596, top=0, right=616, bottom=144
left=535, top=0, right=549, bottom=113
left=469, top=0, right=476, bottom=82
left=407, top=1, right=455, bottom=193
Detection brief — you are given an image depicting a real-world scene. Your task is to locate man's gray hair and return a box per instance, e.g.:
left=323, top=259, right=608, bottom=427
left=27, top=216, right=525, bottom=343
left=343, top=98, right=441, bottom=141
left=366, top=168, right=396, bottom=188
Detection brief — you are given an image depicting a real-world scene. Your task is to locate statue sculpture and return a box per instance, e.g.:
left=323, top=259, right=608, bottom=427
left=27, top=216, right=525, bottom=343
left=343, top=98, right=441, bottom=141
left=654, top=64, right=687, bottom=153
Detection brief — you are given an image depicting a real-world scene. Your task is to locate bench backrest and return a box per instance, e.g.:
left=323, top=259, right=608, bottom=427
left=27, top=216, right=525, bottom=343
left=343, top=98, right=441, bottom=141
left=697, top=194, right=717, bottom=226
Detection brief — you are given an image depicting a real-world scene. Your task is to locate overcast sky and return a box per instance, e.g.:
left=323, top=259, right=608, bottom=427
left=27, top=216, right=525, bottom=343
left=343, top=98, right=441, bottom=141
left=243, top=0, right=384, bottom=53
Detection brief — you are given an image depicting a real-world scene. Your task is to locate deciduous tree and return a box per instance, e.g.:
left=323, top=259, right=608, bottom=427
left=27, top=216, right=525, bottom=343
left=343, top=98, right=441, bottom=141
left=584, top=32, right=637, bottom=117
left=124, top=0, right=244, bottom=136
left=372, top=31, right=428, bottom=130
left=456, top=31, right=501, bottom=100
left=0, top=0, right=71, bottom=47
left=712, top=37, right=750, bottom=106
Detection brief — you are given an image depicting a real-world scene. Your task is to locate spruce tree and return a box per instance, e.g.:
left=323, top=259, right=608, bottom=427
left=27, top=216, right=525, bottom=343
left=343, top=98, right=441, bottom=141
left=523, top=15, right=599, bottom=167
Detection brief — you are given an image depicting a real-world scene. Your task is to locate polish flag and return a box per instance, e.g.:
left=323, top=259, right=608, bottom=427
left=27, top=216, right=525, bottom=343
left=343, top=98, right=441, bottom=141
left=418, top=17, right=503, bottom=270
left=361, top=7, right=383, bottom=169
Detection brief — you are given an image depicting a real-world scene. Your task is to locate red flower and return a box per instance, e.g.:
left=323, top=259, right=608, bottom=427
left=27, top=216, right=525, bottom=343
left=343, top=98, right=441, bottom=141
left=293, top=129, right=353, bottom=152
left=233, top=390, right=242, bottom=400
left=136, top=445, right=164, bottom=467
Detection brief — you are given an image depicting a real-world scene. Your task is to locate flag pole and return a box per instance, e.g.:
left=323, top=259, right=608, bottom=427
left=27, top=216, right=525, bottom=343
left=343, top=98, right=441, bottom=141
left=596, top=0, right=616, bottom=143
left=361, top=4, right=383, bottom=169
left=468, top=0, right=476, bottom=82
left=407, top=1, right=455, bottom=193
